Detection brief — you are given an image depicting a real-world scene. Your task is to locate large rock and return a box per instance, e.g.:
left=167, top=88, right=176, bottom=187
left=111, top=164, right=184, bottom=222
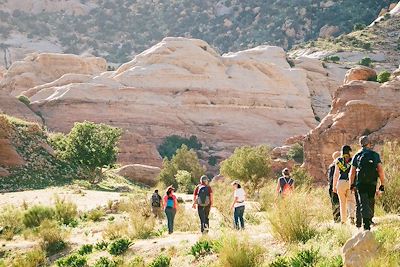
left=344, top=66, right=377, bottom=84
left=115, top=164, right=161, bottom=186
left=0, top=92, right=42, bottom=124
left=0, top=38, right=345, bottom=166
left=1, top=53, right=106, bottom=96
left=342, top=231, right=378, bottom=267
left=303, top=74, right=400, bottom=180
left=0, top=116, right=25, bottom=168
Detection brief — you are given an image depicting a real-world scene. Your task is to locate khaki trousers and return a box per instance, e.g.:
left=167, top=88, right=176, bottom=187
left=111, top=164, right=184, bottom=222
left=337, top=179, right=355, bottom=223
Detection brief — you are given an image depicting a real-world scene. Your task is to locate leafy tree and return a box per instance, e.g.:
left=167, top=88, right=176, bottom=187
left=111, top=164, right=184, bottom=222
left=358, top=57, right=372, bottom=67
left=377, top=70, right=391, bottom=83
left=158, top=135, right=202, bottom=159
left=158, top=145, right=204, bottom=189
left=57, top=121, right=122, bottom=174
left=220, top=145, right=272, bottom=191
left=175, top=170, right=194, bottom=193
left=287, top=143, right=304, bottom=163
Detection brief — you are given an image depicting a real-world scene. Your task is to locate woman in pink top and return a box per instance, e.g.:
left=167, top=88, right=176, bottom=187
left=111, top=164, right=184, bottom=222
left=163, top=186, right=178, bottom=234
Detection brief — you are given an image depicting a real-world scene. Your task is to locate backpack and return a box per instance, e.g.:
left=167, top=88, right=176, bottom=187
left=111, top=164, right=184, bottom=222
left=280, top=177, right=293, bottom=196
left=151, top=194, right=161, bottom=207
left=337, top=157, right=351, bottom=180
left=197, top=185, right=210, bottom=207
left=166, top=196, right=174, bottom=208
left=356, top=150, right=379, bottom=186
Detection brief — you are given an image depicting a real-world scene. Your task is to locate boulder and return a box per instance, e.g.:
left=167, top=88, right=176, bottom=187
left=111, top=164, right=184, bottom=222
left=344, top=66, right=377, bottom=84
left=342, top=231, right=378, bottom=267
left=0, top=116, right=25, bottom=168
left=115, top=164, right=161, bottom=186
left=319, top=25, right=340, bottom=38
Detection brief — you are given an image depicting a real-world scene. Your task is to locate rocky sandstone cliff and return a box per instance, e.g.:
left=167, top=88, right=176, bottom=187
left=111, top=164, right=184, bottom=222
left=0, top=38, right=344, bottom=166
left=303, top=70, right=400, bottom=180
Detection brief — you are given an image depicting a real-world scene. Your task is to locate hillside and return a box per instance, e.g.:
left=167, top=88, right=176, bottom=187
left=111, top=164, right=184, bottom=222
left=0, top=0, right=394, bottom=66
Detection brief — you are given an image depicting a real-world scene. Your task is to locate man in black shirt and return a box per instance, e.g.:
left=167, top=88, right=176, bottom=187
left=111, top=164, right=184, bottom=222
left=328, top=151, right=341, bottom=223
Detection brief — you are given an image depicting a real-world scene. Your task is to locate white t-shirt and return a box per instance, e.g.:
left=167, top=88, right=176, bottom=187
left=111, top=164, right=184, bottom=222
left=234, top=188, right=246, bottom=208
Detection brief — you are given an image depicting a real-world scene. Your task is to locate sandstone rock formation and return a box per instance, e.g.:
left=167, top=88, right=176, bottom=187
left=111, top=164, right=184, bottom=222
left=115, top=164, right=161, bottom=186
left=344, top=66, right=377, bottom=84
left=303, top=69, right=400, bottom=180
left=342, top=231, right=378, bottom=267
left=0, top=92, right=42, bottom=124
left=1, top=53, right=106, bottom=96
left=319, top=25, right=340, bottom=38
left=0, top=116, right=25, bottom=170
left=0, top=37, right=345, bottom=166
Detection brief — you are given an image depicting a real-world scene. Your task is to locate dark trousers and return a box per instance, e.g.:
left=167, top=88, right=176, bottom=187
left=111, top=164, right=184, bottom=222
left=329, top=188, right=340, bottom=223
left=234, top=206, right=245, bottom=229
left=165, top=208, right=176, bottom=234
left=356, top=185, right=376, bottom=230
left=197, top=205, right=211, bottom=233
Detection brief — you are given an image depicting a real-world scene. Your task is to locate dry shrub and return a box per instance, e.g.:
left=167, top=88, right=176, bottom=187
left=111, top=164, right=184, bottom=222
left=7, top=247, right=46, bottom=267
left=103, top=220, right=129, bottom=240
left=210, top=180, right=234, bottom=226
left=174, top=206, right=198, bottom=232
left=129, top=211, right=156, bottom=239
left=380, top=141, right=400, bottom=213
left=54, top=196, right=78, bottom=225
left=267, top=188, right=330, bottom=243
left=217, top=234, right=264, bottom=267
left=0, top=205, right=24, bottom=240
left=37, top=219, right=66, bottom=255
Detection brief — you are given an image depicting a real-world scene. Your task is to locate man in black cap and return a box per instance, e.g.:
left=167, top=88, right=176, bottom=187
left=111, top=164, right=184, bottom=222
left=333, top=145, right=355, bottom=224
left=349, top=136, right=385, bottom=230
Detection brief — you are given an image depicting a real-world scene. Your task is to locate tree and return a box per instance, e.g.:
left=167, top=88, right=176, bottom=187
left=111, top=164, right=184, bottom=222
left=58, top=121, right=122, bottom=174
left=377, top=70, right=391, bottom=83
left=287, top=143, right=304, bottom=163
left=158, top=145, right=204, bottom=189
left=220, top=145, right=272, bottom=192
left=158, top=135, right=202, bottom=159
left=175, top=170, right=194, bottom=193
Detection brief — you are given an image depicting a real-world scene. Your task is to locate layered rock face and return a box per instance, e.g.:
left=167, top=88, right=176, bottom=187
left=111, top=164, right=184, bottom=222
left=1, top=38, right=344, bottom=166
left=115, top=164, right=161, bottom=186
left=1, top=53, right=106, bottom=96
left=303, top=69, right=400, bottom=180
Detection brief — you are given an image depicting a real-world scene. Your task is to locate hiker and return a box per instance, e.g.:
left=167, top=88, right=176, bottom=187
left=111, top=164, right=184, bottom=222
left=151, top=189, right=163, bottom=221
left=276, top=168, right=294, bottom=197
left=349, top=136, right=385, bottom=230
left=192, top=175, right=213, bottom=233
left=333, top=145, right=356, bottom=224
left=328, top=151, right=341, bottom=223
left=230, top=180, right=246, bottom=230
left=163, top=186, right=178, bottom=234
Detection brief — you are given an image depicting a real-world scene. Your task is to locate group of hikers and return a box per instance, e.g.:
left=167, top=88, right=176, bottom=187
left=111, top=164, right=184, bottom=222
left=328, top=135, right=385, bottom=230
left=150, top=135, right=383, bottom=234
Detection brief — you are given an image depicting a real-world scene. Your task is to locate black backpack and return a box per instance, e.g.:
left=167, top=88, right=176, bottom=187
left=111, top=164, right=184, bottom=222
left=356, top=150, right=379, bottom=185
left=151, top=194, right=161, bottom=207
left=197, top=185, right=210, bottom=207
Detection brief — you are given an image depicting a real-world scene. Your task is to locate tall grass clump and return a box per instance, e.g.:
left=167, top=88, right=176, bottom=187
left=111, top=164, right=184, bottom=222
left=103, top=221, right=129, bottom=240
left=380, top=141, right=400, bottom=213
left=211, top=180, right=234, bottom=226
left=54, top=196, right=78, bottom=225
left=0, top=205, right=24, bottom=240
left=369, top=220, right=400, bottom=266
left=174, top=206, right=198, bottom=232
left=148, top=255, right=171, bottom=267
left=267, top=189, right=330, bottom=243
left=7, top=247, right=46, bottom=267
left=129, top=211, right=155, bottom=239
left=218, top=234, right=264, bottom=267
left=37, top=219, right=66, bottom=255
left=23, top=205, right=55, bottom=228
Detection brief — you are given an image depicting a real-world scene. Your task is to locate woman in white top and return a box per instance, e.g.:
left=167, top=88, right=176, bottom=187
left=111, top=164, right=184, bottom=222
left=230, top=180, right=246, bottom=230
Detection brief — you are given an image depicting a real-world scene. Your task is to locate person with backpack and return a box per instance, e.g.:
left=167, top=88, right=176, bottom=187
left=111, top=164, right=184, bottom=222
left=151, top=189, right=163, bottom=221
left=276, top=168, right=294, bottom=197
left=349, top=136, right=385, bottom=230
left=328, top=151, right=341, bottom=223
left=163, top=186, right=178, bottom=234
left=192, top=175, right=213, bottom=233
left=230, top=180, right=246, bottom=230
left=333, top=145, right=356, bottom=224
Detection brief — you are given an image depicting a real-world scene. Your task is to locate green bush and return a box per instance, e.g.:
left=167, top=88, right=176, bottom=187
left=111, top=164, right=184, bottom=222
left=86, top=208, right=105, bottom=222
left=287, top=143, right=304, bottom=163
left=190, top=239, right=214, bottom=258
left=358, top=57, right=372, bottom=67
left=290, top=166, right=313, bottom=188
left=17, top=95, right=30, bottom=106
left=56, top=254, right=87, bottom=267
left=93, top=257, right=116, bottom=267
left=291, top=248, right=320, bottom=266
left=78, top=244, right=93, bottom=255
left=0, top=205, right=24, bottom=240
left=148, top=255, right=171, bottom=267
left=23, top=205, right=55, bottom=228
left=377, top=70, right=391, bottom=83
left=126, top=256, right=145, bottom=267
left=8, top=248, right=46, bottom=267
left=158, top=144, right=204, bottom=189
left=218, top=235, right=264, bottom=267
left=220, top=145, right=272, bottom=192
left=61, top=121, right=122, bottom=174
left=158, top=135, right=202, bottom=159
left=38, top=219, right=66, bottom=255
left=323, top=55, right=340, bottom=63
left=175, top=170, right=194, bottom=193
left=54, top=197, right=78, bottom=225
left=208, top=156, right=218, bottom=166
left=95, top=240, right=109, bottom=250
left=107, top=238, right=132, bottom=256
left=49, top=133, right=68, bottom=156
left=353, top=23, right=366, bottom=31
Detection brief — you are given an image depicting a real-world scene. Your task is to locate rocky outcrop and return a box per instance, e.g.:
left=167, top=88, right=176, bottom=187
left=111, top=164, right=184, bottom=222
left=1, top=53, right=106, bottom=96
left=0, top=37, right=343, bottom=166
left=344, top=66, right=377, bottom=84
left=0, top=92, right=42, bottom=124
left=115, top=164, right=161, bottom=186
left=303, top=69, right=400, bottom=180
left=319, top=25, right=340, bottom=38
left=0, top=116, right=25, bottom=169
left=342, top=231, right=378, bottom=267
